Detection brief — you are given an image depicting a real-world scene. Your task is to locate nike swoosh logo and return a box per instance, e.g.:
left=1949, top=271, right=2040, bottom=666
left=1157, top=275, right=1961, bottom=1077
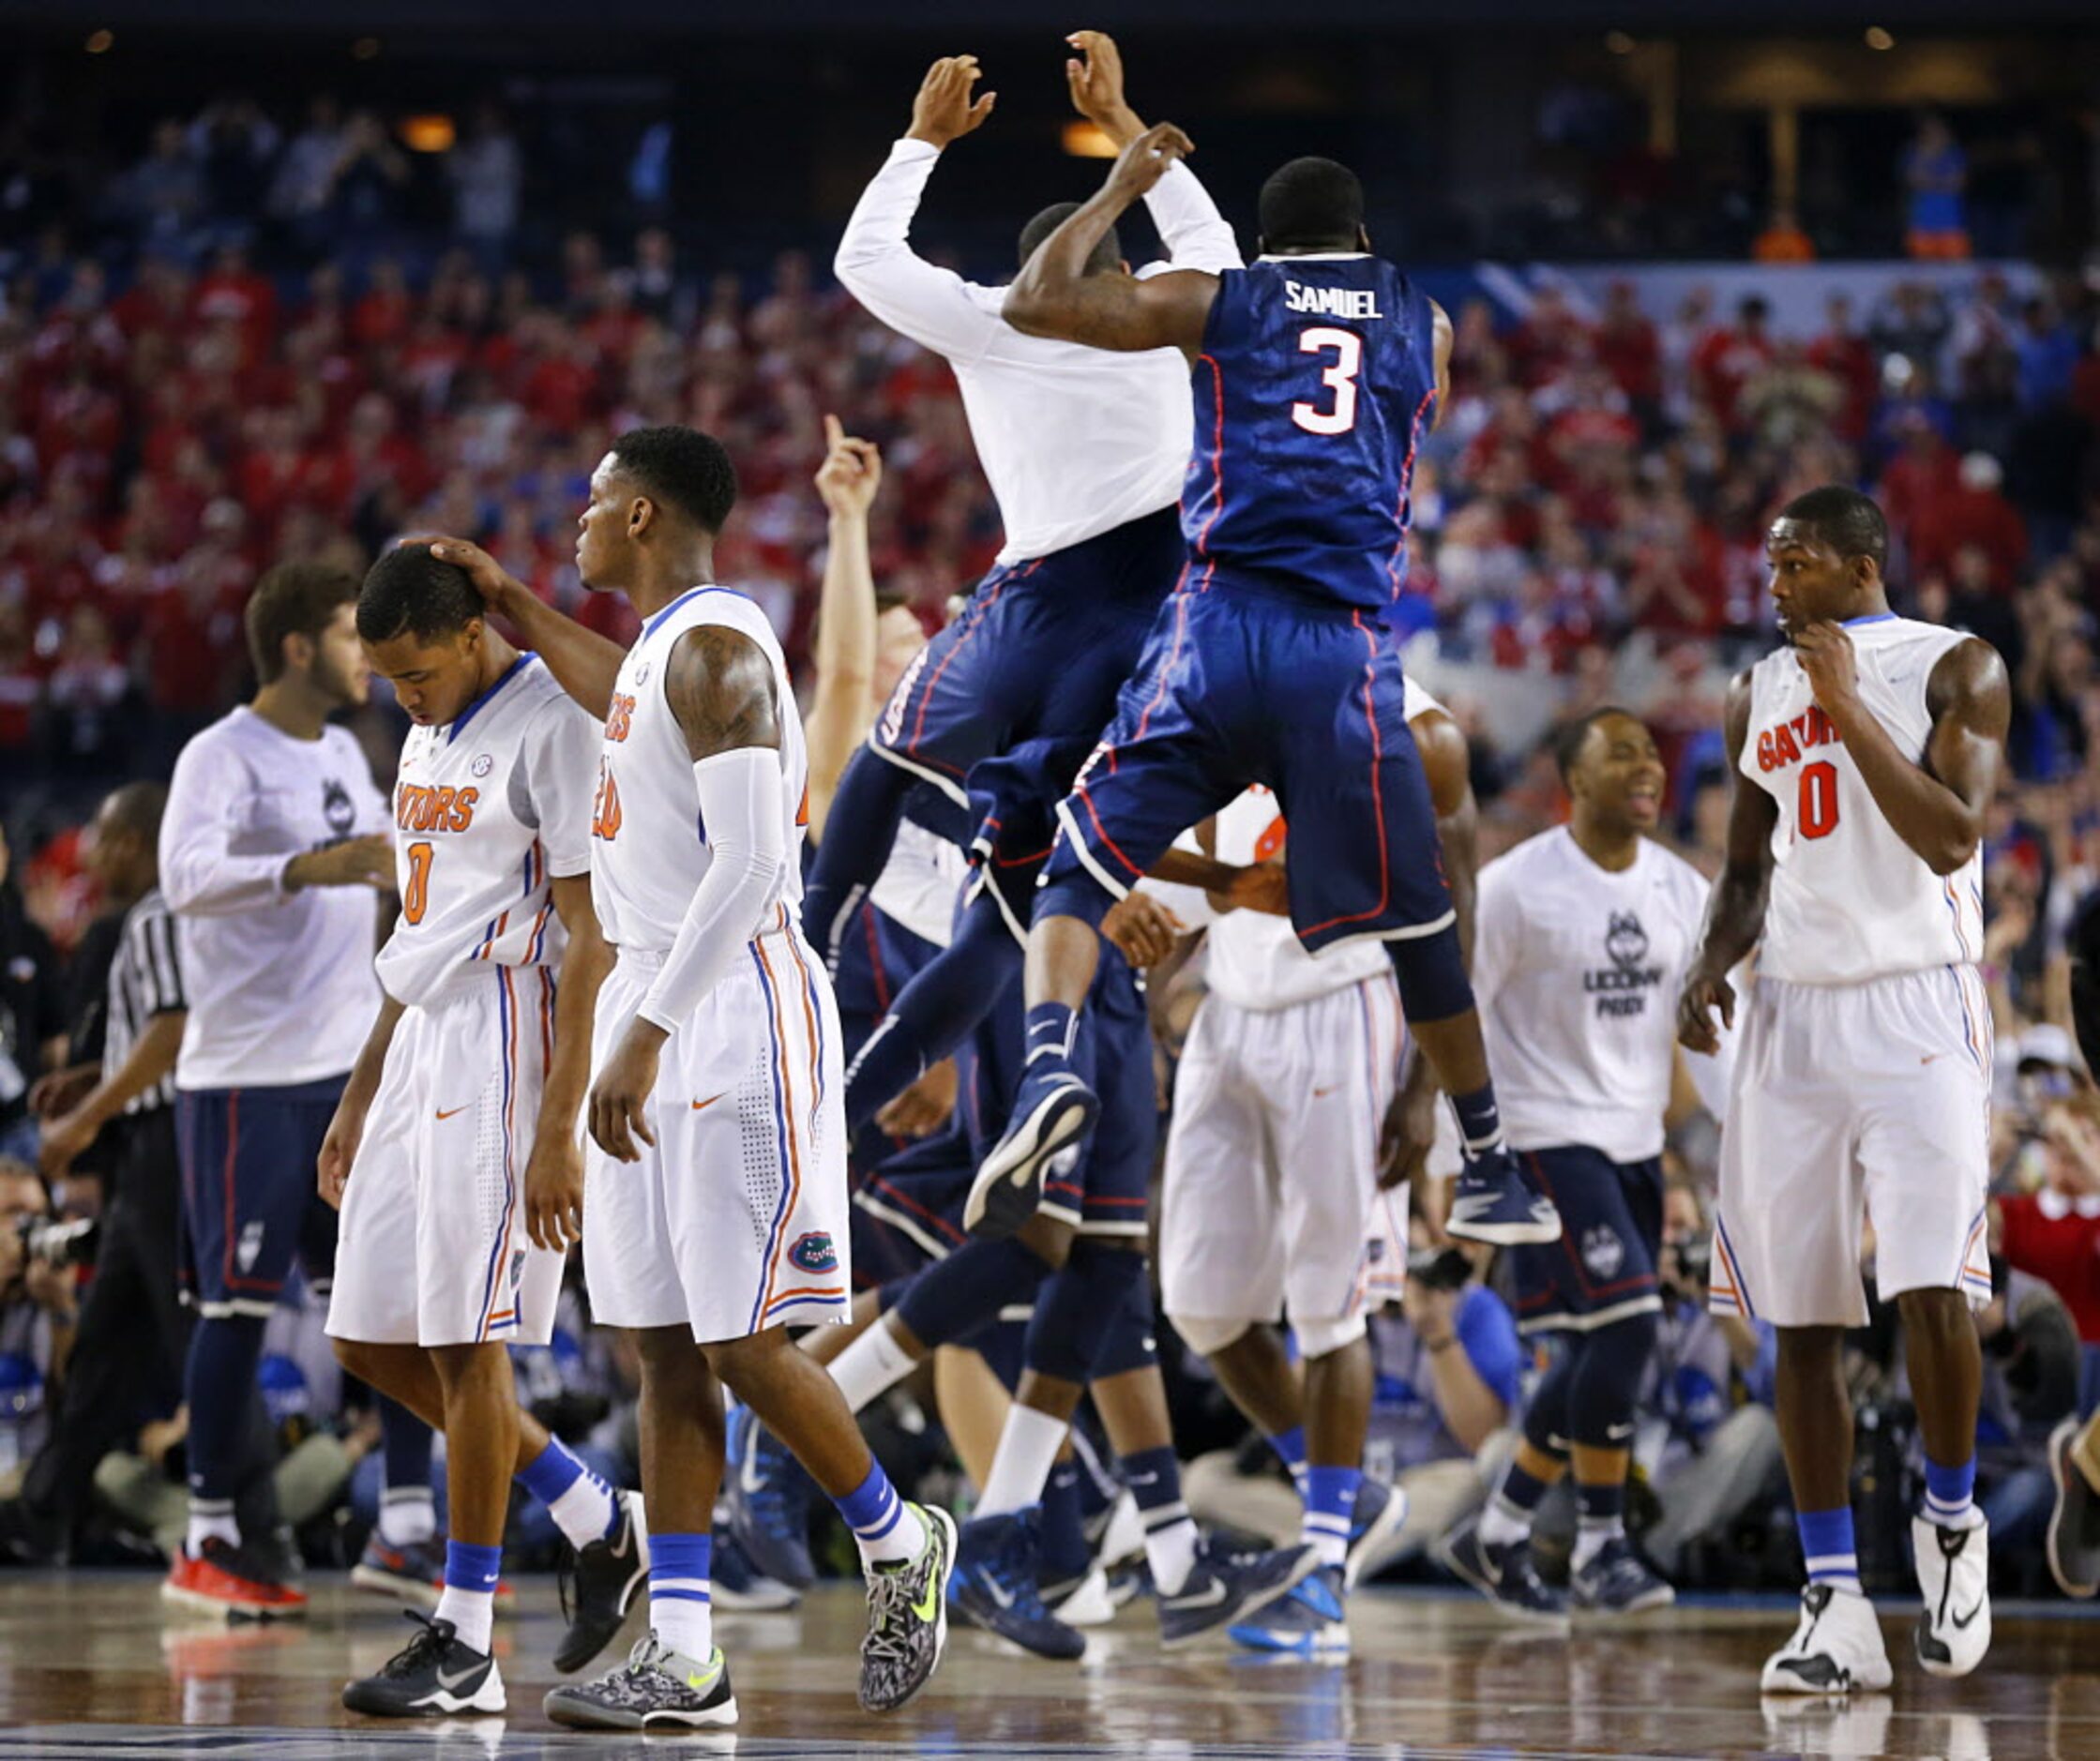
left=1312, top=1085, right=1339, bottom=1099
left=1921, top=1053, right=1944, bottom=1065
left=692, top=1093, right=728, bottom=1112
left=435, top=1662, right=485, bottom=1692
left=1165, top=1577, right=1227, bottom=1611
left=1606, top=1422, right=1635, bottom=1440
left=435, top=1106, right=469, bottom=1121
left=1449, top=1197, right=1498, bottom=1220
left=974, top=1568, right=1016, bottom=1609
left=912, top=1568, right=940, bottom=1623
left=1127, top=1473, right=1159, bottom=1488
left=1952, top=1600, right=1984, bottom=1630
left=739, top=1442, right=767, bottom=1496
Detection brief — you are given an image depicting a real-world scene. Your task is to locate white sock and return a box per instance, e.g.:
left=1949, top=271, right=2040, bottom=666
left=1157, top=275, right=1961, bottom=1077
left=828, top=1314, right=920, bottom=1415
left=187, top=1498, right=238, bottom=1558
left=1144, top=1513, right=1200, bottom=1598
left=379, top=1488, right=437, bottom=1547
left=976, top=1406, right=1069, bottom=1517
left=1476, top=1494, right=1531, bottom=1551
left=652, top=1589, right=712, bottom=1663
left=548, top=1474, right=619, bottom=1550
left=1572, top=1516, right=1623, bottom=1573
left=434, top=1584, right=495, bottom=1654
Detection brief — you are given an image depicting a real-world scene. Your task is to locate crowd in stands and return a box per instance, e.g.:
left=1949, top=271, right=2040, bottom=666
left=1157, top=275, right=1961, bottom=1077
left=2, top=84, right=2100, bottom=1596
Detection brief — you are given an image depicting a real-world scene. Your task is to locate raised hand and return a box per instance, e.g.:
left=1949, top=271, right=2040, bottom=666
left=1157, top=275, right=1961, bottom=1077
left=814, top=414, right=883, bottom=519
left=907, top=55, right=997, bottom=150
left=1065, top=30, right=1141, bottom=145
left=1103, top=122, right=1193, bottom=204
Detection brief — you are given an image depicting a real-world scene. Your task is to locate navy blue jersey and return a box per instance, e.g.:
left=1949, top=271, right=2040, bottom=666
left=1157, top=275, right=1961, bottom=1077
left=1181, top=255, right=1439, bottom=610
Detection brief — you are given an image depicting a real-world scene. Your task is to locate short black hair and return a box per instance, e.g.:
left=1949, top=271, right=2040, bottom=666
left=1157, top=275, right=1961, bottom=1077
left=608, top=425, right=738, bottom=535
left=100, top=780, right=167, bottom=847
left=1775, top=485, right=1889, bottom=576
left=357, top=543, right=484, bottom=646
left=245, top=561, right=360, bottom=684
left=1553, top=704, right=1642, bottom=786
left=1257, top=158, right=1364, bottom=252
left=1018, top=203, right=1122, bottom=277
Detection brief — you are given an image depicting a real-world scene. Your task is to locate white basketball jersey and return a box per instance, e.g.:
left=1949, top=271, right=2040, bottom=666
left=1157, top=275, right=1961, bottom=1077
left=592, top=587, right=808, bottom=955
left=1743, top=615, right=1983, bottom=986
left=869, top=820, right=968, bottom=950
left=1472, top=827, right=1711, bottom=1163
left=1204, top=678, right=1445, bottom=1013
left=375, top=655, right=598, bottom=1008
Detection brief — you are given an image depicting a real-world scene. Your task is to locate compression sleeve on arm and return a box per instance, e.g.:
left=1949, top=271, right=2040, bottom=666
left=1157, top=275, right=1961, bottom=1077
left=635, top=748, right=788, bottom=1034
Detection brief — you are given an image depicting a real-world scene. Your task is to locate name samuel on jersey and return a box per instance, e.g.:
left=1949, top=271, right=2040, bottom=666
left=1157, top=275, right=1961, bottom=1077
left=1282, top=282, right=1382, bottom=320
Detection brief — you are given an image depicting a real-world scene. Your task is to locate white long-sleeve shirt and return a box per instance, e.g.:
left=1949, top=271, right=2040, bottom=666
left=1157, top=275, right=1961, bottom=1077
left=160, top=706, right=389, bottom=1091
left=835, top=138, right=1242, bottom=566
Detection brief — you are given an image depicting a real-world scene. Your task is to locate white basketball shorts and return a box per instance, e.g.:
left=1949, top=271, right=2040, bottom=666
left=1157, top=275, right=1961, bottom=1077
left=326, top=965, right=566, bottom=1348
left=1711, top=965, right=1992, bottom=1330
left=582, top=928, right=850, bottom=1344
left=1159, top=972, right=1401, bottom=1330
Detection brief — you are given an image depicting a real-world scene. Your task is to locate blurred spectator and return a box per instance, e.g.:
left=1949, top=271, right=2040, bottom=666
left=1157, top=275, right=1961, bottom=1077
left=449, top=104, right=522, bottom=266
left=0, top=825, right=64, bottom=1164
left=1911, top=451, right=2029, bottom=592
left=0, top=1157, right=79, bottom=1486
left=1997, top=1096, right=2100, bottom=1420
left=1904, top=113, right=1971, bottom=260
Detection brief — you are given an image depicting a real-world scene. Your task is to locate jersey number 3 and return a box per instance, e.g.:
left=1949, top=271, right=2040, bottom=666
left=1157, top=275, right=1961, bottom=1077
left=1292, top=326, right=1362, bottom=436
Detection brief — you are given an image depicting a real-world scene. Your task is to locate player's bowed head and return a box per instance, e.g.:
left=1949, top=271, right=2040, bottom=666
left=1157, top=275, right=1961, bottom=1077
left=356, top=542, right=504, bottom=730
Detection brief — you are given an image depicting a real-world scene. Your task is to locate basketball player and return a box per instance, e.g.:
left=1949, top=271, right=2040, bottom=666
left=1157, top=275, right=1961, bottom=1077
left=425, top=424, right=953, bottom=1731
left=972, top=131, right=1551, bottom=1251
left=1439, top=708, right=1717, bottom=1625
left=809, top=36, right=1251, bottom=1126
left=1680, top=486, right=2008, bottom=1693
left=159, top=563, right=434, bottom=1619
left=1156, top=679, right=1474, bottom=1654
left=319, top=544, right=645, bottom=1715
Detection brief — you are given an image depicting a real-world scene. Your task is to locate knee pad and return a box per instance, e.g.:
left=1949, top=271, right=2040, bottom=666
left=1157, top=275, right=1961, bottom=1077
left=1089, top=1272, right=1158, bottom=1378
left=1292, top=1310, right=1368, bottom=1359
left=1170, top=1313, right=1256, bottom=1357
left=1565, top=1312, right=1660, bottom=1450
left=1521, top=1347, right=1578, bottom=1460
left=894, top=1237, right=1051, bottom=1351
left=1385, top=922, right=1473, bottom=1026
left=1023, top=1242, right=1148, bottom=1386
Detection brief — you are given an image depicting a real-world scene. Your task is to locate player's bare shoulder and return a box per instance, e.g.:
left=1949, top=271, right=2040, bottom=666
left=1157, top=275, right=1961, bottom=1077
left=1926, top=632, right=2013, bottom=742
left=663, top=624, right=782, bottom=759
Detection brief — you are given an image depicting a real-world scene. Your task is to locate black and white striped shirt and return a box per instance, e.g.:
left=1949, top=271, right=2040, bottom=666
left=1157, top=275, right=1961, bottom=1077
left=104, top=888, right=184, bottom=1115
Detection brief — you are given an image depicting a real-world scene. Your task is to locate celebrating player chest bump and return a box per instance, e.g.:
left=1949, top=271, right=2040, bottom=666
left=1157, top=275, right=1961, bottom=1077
left=423, top=423, right=953, bottom=1734
left=1679, top=486, right=2010, bottom=1696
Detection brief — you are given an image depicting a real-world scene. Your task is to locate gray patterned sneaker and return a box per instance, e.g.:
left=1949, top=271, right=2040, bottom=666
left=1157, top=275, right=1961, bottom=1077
left=542, top=1633, right=736, bottom=1730
left=858, top=1503, right=957, bottom=1713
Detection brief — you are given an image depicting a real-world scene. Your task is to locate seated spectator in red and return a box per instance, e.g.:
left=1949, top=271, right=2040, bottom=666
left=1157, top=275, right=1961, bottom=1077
left=1594, top=279, right=1660, bottom=407
left=1877, top=413, right=1960, bottom=554
left=1506, top=283, right=1594, bottom=392
left=1692, top=294, right=1774, bottom=433
left=1998, top=1073, right=2100, bottom=1419
left=191, top=244, right=278, bottom=367
left=1911, top=452, right=2029, bottom=592
left=1808, top=293, right=1878, bottom=444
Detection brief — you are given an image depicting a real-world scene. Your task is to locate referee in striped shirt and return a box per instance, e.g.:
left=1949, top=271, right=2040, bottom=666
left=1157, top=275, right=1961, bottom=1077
left=0, top=783, right=190, bottom=1559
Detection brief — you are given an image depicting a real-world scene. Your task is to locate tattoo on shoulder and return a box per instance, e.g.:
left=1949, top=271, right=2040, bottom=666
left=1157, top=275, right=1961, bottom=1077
left=665, top=625, right=781, bottom=760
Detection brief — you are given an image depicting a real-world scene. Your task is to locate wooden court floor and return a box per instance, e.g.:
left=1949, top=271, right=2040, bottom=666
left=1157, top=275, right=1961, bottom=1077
left=1, top=1573, right=2096, bottom=1757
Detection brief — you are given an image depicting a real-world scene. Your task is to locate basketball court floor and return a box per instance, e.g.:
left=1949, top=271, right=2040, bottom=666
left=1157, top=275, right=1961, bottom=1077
left=0, top=1575, right=2094, bottom=1756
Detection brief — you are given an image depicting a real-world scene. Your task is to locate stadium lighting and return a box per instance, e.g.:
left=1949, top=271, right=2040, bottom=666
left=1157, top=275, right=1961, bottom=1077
left=400, top=114, right=457, bottom=153
left=83, top=28, right=113, bottom=53
left=1865, top=25, right=1895, bottom=49
left=1063, top=121, right=1119, bottom=158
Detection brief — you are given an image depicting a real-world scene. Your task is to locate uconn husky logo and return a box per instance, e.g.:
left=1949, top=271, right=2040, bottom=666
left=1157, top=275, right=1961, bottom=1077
left=322, top=777, right=357, bottom=836
left=1606, top=911, right=1650, bottom=971
left=1586, top=910, right=1663, bottom=1019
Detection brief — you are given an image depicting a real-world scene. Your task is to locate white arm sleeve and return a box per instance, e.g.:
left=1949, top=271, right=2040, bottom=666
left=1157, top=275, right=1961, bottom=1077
left=833, top=140, right=1001, bottom=362
left=1141, top=161, right=1243, bottom=275
left=635, top=748, right=787, bottom=1033
left=159, top=737, right=291, bottom=916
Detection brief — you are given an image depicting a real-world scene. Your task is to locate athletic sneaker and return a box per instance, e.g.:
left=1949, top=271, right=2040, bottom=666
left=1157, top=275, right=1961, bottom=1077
left=544, top=1633, right=736, bottom=1731
left=553, top=1488, right=649, bottom=1674
left=1041, top=1564, right=1116, bottom=1627
left=1437, top=1518, right=1568, bottom=1628
left=342, top=1612, right=505, bottom=1717
left=859, top=1502, right=957, bottom=1711
left=965, top=1067, right=1098, bottom=1240
left=161, top=1537, right=308, bottom=1621
left=2047, top=1418, right=2100, bottom=1600
left=1912, top=1512, right=1990, bottom=1678
left=1570, top=1536, right=1675, bottom=1617
left=1158, top=1537, right=1317, bottom=1648
left=1107, top=1558, right=1153, bottom=1608
left=714, top=1527, right=802, bottom=1612
left=723, top=1405, right=814, bottom=1589
left=1228, top=1563, right=1349, bottom=1656
left=1760, top=1584, right=1893, bottom=1694
left=949, top=1508, right=1084, bottom=1661
left=351, top=1535, right=446, bottom=1608
left=1344, top=1478, right=1410, bottom=1590
left=1445, top=1147, right=1561, bottom=1246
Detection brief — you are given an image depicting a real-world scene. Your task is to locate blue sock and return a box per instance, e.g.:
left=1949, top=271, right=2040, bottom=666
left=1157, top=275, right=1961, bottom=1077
left=844, top=897, right=1023, bottom=1128
left=802, top=745, right=913, bottom=966
left=649, top=1531, right=713, bottom=1661
left=1923, top=1453, right=1977, bottom=1528
left=1302, top=1465, right=1360, bottom=1570
left=834, top=1460, right=923, bottom=1565
left=1121, top=1443, right=1198, bottom=1596
left=1798, top=1506, right=1862, bottom=1596
left=1449, top=1083, right=1504, bottom=1156
left=1269, top=1424, right=1308, bottom=1492
left=1023, top=1001, right=1080, bottom=1074
left=445, top=1539, right=503, bottom=1594
left=1041, top=1463, right=1092, bottom=1584
left=380, top=1396, right=434, bottom=1495
left=516, top=1437, right=620, bottom=1543
left=895, top=1237, right=1052, bottom=1351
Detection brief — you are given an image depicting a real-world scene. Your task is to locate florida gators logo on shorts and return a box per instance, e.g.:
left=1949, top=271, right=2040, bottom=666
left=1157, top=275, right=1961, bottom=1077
left=788, top=1231, right=838, bottom=1274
